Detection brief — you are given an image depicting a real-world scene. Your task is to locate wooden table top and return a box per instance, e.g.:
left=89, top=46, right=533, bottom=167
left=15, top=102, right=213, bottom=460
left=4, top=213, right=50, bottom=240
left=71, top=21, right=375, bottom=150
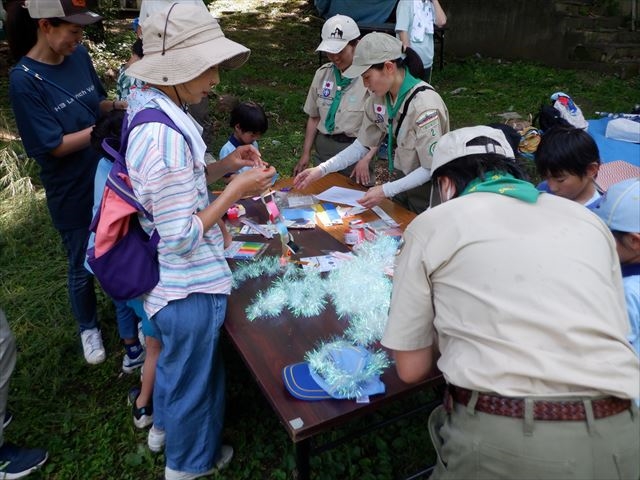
left=223, top=173, right=442, bottom=442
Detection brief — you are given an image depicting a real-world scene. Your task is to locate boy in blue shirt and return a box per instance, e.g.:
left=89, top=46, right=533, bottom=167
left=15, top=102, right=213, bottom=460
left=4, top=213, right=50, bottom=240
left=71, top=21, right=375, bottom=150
left=594, top=178, right=640, bottom=357
left=535, top=126, right=602, bottom=208
left=219, top=101, right=268, bottom=179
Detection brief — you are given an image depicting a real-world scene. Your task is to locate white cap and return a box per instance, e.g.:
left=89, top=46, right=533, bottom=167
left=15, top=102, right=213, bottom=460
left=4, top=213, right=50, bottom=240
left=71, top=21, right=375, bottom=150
left=431, top=126, right=516, bottom=174
left=316, top=14, right=360, bottom=54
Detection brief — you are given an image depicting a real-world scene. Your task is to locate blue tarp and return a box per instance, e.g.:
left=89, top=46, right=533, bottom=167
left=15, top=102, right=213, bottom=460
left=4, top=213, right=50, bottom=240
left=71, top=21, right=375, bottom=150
left=314, top=0, right=397, bottom=24
left=588, top=118, right=640, bottom=166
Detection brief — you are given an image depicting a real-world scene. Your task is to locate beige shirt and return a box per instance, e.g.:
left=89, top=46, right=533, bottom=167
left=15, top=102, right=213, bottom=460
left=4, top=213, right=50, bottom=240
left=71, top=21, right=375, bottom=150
left=303, top=62, right=369, bottom=137
left=358, top=83, right=449, bottom=175
left=382, top=192, right=640, bottom=399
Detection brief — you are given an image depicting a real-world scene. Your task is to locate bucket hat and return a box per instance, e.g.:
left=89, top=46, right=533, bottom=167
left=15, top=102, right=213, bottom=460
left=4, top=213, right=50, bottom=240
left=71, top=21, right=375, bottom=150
left=593, top=178, right=640, bottom=233
left=26, top=0, right=102, bottom=25
left=126, top=3, right=250, bottom=85
left=343, top=32, right=403, bottom=78
left=316, top=14, right=360, bottom=54
left=431, top=125, right=516, bottom=175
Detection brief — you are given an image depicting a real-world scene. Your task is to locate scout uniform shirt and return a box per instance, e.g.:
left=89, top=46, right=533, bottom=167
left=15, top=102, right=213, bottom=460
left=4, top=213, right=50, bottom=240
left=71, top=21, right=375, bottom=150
left=382, top=192, right=639, bottom=399
left=358, top=83, right=449, bottom=175
left=303, top=62, right=369, bottom=137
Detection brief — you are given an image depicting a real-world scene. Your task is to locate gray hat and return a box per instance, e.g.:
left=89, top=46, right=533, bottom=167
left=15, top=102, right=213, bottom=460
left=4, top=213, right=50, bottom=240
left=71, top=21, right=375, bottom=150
left=343, top=32, right=403, bottom=78
left=127, top=3, right=250, bottom=86
left=26, top=0, right=102, bottom=25
left=316, top=14, right=360, bottom=54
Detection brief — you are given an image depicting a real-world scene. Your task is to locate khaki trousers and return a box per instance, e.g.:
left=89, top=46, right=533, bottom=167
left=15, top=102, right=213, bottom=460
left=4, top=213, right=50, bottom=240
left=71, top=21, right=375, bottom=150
left=428, top=400, right=639, bottom=480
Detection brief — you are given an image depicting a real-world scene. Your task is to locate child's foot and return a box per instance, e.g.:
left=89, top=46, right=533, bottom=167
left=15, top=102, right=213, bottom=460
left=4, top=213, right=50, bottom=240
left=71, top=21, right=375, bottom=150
left=122, top=344, right=145, bottom=374
left=147, top=425, right=165, bottom=453
left=127, top=387, right=153, bottom=429
left=80, top=328, right=106, bottom=365
left=0, top=443, right=48, bottom=479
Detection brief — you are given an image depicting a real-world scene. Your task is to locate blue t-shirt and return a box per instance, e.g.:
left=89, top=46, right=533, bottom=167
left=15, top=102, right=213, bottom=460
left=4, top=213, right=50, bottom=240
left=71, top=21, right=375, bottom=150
left=219, top=134, right=259, bottom=162
left=10, top=45, right=106, bottom=230
left=536, top=181, right=602, bottom=209
left=621, top=264, right=640, bottom=359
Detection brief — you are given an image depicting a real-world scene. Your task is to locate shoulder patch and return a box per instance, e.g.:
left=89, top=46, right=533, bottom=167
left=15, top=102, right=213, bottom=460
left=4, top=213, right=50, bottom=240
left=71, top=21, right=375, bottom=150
left=416, top=110, right=439, bottom=128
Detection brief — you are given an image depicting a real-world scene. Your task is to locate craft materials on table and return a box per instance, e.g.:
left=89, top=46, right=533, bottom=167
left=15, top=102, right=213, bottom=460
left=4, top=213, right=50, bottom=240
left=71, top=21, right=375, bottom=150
left=239, top=217, right=274, bottom=238
left=298, top=252, right=355, bottom=272
left=314, top=186, right=366, bottom=207
left=224, top=241, right=268, bottom=260
left=313, top=202, right=343, bottom=226
left=371, top=206, right=400, bottom=227
left=281, top=207, right=317, bottom=229
left=261, top=190, right=299, bottom=261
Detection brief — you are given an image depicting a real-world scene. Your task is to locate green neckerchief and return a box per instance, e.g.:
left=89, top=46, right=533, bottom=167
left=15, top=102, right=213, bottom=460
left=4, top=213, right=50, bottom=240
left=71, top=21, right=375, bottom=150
left=461, top=171, right=540, bottom=203
left=385, top=68, right=421, bottom=172
left=324, top=65, right=352, bottom=134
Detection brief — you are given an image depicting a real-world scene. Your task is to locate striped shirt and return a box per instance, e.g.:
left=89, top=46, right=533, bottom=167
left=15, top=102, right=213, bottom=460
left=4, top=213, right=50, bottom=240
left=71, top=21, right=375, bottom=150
left=125, top=89, right=231, bottom=319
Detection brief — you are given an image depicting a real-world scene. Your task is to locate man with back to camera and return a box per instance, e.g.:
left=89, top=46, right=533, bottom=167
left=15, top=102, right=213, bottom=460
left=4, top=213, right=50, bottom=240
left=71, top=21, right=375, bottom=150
left=382, top=125, right=639, bottom=479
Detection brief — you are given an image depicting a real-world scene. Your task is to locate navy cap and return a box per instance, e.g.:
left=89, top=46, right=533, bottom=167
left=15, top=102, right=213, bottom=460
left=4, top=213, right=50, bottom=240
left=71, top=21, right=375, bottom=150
left=283, top=344, right=386, bottom=401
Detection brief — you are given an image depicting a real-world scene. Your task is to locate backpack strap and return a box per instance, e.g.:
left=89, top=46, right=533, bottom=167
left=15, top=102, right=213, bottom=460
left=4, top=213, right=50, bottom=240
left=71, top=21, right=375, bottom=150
left=104, top=109, right=182, bottom=222
left=120, top=109, right=181, bottom=160
left=394, top=85, right=433, bottom=138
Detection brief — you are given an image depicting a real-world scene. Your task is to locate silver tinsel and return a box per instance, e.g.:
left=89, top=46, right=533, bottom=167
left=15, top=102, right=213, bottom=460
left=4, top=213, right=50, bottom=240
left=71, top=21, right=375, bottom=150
left=306, top=339, right=391, bottom=399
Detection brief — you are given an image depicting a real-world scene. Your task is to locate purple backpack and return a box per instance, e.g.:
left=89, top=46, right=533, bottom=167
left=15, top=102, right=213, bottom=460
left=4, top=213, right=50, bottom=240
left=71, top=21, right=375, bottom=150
left=87, top=109, right=180, bottom=301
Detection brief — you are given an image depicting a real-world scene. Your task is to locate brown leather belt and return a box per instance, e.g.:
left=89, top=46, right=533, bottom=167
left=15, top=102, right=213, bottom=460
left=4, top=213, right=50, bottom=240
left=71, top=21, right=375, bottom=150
left=323, top=133, right=355, bottom=144
left=447, top=386, right=631, bottom=421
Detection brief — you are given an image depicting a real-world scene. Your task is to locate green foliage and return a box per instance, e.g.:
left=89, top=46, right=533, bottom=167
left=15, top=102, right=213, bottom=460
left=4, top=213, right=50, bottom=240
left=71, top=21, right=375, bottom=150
left=0, top=0, right=638, bottom=478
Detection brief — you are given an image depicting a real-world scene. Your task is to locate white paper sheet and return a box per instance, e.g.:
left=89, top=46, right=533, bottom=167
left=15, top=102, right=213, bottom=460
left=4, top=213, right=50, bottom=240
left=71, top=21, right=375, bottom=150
left=314, top=186, right=366, bottom=206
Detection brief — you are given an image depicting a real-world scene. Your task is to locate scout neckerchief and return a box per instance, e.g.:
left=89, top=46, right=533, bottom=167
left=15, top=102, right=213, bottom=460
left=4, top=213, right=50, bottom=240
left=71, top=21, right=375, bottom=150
left=385, top=68, right=421, bottom=172
left=324, top=65, right=352, bottom=134
left=461, top=171, right=541, bottom=203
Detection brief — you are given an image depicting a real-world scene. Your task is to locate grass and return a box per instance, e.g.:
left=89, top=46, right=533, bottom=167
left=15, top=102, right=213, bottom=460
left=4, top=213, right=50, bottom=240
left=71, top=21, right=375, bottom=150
left=0, top=0, right=638, bottom=478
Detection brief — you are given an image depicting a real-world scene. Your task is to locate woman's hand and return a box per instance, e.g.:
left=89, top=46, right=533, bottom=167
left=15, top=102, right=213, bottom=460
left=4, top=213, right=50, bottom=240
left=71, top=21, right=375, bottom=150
left=225, top=144, right=265, bottom=171
left=358, top=185, right=386, bottom=209
left=229, top=165, right=277, bottom=199
left=293, top=166, right=322, bottom=190
left=350, top=157, right=372, bottom=186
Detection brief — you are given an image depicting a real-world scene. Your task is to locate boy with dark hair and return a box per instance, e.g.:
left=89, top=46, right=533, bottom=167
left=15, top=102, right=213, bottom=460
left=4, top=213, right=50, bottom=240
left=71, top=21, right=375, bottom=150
left=534, top=125, right=602, bottom=208
left=219, top=101, right=268, bottom=160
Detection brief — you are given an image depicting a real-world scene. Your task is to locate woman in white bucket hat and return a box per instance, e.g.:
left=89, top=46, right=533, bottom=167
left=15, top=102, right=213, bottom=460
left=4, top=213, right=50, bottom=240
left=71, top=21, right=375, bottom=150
left=125, top=4, right=276, bottom=479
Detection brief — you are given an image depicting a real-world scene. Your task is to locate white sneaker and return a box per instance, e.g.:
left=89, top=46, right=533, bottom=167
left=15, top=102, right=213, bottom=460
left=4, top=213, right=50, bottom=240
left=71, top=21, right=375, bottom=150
left=80, top=328, right=106, bottom=365
left=148, top=425, right=166, bottom=453
left=164, top=445, right=233, bottom=480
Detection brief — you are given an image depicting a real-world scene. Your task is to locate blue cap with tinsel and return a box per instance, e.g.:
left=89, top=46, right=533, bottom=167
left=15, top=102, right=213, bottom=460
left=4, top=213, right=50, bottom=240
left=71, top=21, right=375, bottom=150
left=283, top=342, right=387, bottom=401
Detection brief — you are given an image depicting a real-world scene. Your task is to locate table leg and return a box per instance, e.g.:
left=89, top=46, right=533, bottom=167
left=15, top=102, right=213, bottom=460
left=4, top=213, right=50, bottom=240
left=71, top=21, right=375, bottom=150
left=294, top=439, right=311, bottom=480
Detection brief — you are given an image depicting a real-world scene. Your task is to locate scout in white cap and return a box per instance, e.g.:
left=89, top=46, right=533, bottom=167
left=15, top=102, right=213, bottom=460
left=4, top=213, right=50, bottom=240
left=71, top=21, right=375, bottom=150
left=294, top=31, right=450, bottom=214
left=382, top=125, right=640, bottom=479
left=594, top=177, right=640, bottom=357
left=124, top=4, right=277, bottom=479
left=292, top=14, right=377, bottom=186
